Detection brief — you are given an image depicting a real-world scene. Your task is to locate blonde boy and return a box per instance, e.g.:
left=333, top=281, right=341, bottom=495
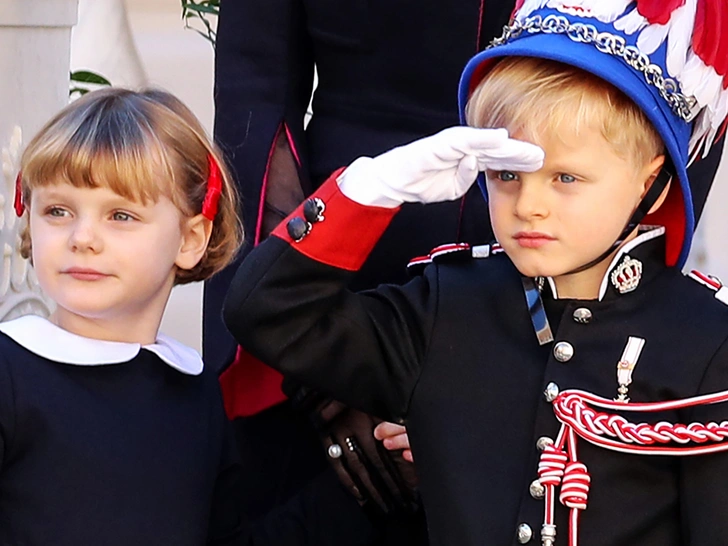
left=224, top=2, right=728, bottom=545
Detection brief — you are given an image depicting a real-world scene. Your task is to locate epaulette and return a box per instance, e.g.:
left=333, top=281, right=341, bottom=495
left=406, top=242, right=503, bottom=276
left=687, top=270, right=728, bottom=305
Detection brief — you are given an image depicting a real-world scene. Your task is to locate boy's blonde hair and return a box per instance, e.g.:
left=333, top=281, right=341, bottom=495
left=465, top=56, right=664, bottom=168
left=18, top=87, right=242, bottom=284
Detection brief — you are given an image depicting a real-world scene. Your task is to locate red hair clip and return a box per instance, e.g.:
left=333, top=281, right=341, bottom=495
left=202, top=155, right=222, bottom=221
left=14, top=172, right=25, bottom=217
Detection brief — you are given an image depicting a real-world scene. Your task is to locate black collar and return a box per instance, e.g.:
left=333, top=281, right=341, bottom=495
left=542, top=226, right=666, bottom=303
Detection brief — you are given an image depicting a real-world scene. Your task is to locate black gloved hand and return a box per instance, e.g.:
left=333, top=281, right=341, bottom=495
left=286, top=382, right=420, bottom=516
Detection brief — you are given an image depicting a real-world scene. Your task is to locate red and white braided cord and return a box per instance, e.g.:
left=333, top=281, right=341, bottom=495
left=537, top=388, right=728, bottom=546
left=554, top=389, right=728, bottom=455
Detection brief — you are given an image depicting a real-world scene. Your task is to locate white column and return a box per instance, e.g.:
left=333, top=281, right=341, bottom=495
left=0, top=0, right=78, bottom=321
left=71, top=0, right=147, bottom=88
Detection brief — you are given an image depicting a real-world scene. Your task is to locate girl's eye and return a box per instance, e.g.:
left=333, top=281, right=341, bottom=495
left=46, top=207, right=69, bottom=218
left=559, top=173, right=577, bottom=184
left=111, top=211, right=135, bottom=222
left=497, top=171, right=518, bottom=182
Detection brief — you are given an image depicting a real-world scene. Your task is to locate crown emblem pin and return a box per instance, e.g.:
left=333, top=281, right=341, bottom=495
left=611, top=255, right=643, bottom=294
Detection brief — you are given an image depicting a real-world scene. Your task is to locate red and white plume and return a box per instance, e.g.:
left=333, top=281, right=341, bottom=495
left=512, top=0, right=728, bottom=160
left=516, top=0, right=633, bottom=22
left=615, top=0, right=728, bottom=159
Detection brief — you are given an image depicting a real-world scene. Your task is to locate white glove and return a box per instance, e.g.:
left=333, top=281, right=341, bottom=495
left=337, top=126, right=544, bottom=208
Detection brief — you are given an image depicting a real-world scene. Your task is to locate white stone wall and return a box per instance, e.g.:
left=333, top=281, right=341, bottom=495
left=695, top=157, right=728, bottom=282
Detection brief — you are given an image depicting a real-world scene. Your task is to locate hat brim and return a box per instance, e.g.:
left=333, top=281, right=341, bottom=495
left=458, top=33, right=693, bottom=267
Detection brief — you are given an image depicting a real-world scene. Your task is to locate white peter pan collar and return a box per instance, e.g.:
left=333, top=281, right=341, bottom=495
left=0, top=314, right=203, bottom=375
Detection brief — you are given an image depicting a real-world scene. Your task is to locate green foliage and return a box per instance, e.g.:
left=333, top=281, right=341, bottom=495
left=181, top=0, right=220, bottom=45
left=70, top=70, right=111, bottom=97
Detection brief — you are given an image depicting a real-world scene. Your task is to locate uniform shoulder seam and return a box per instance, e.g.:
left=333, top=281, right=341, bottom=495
left=687, top=270, right=728, bottom=306
left=406, top=242, right=504, bottom=275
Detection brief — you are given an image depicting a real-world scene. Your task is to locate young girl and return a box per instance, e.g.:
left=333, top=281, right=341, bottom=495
left=1, top=87, right=420, bottom=546
left=223, top=1, right=728, bottom=545
left=0, top=87, right=244, bottom=545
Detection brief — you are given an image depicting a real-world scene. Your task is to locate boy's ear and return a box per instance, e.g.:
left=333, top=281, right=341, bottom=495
left=175, top=214, right=213, bottom=271
left=641, top=155, right=670, bottom=215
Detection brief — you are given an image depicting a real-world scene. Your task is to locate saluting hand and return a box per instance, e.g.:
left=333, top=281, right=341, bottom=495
left=337, top=126, right=544, bottom=208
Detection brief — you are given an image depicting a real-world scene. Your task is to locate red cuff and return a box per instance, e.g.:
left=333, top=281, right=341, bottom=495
left=219, top=346, right=287, bottom=418
left=271, top=168, right=400, bottom=271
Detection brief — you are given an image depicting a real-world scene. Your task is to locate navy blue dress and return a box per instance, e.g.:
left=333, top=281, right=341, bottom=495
left=0, top=316, right=376, bottom=545
left=0, top=315, right=244, bottom=545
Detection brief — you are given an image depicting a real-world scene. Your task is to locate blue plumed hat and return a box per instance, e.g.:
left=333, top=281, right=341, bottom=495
left=459, top=0, right=728, bottom=267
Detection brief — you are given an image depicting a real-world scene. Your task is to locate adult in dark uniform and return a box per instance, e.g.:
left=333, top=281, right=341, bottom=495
left=206, top=1, right=519, bottom=543
left=222, top=1, right=728, bottom=544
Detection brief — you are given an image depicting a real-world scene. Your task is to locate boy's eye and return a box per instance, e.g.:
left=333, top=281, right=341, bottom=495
left=497, top=171, right=518, bottom=182
left=111, top=211, right=135, bottom=222
left=559, top=173, right=577, bottom=184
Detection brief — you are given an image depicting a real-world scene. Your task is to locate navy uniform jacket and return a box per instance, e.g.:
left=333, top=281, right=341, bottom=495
left=223, top=174, right=728, bottom=546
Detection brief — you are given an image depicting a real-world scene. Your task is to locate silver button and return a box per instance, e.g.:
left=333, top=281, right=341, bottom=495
left=536, top=436, right=554, bottom=451
left=544, top=382, right=559, bottom=402
left=573, top=307, right=592, bottom=324
left=529, top=479, right=545, bottom=499
left=328, top=444, right=343, bottom=459
left=553, top=341, right=574, bottom=362
left=517, top=523, right=533, bottom=544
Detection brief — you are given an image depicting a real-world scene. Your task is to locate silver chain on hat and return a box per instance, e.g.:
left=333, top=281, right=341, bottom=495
left=488, top=14, right=699, bottom=122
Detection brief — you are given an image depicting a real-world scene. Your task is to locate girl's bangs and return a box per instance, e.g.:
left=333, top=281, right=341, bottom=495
left=22, top=97, right=177, bottom=205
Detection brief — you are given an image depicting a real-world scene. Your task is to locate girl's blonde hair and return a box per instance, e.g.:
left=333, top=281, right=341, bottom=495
left=18, top=87, right=242, bottom=284
left=465, top=56, right=664, bottom=167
